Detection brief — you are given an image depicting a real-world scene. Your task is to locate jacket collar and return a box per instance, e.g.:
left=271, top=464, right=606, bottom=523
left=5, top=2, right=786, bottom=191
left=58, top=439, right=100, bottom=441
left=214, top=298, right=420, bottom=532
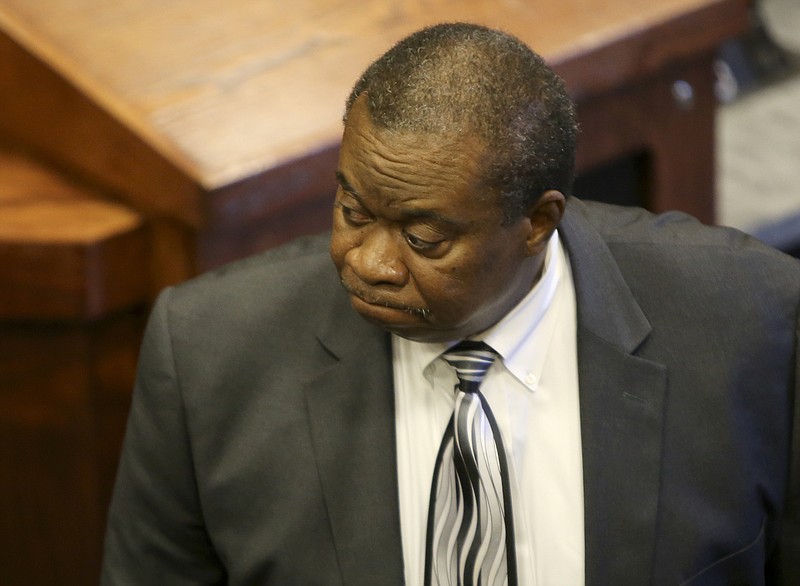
left=560, top=198, right=667, bottom=585
left=305, top=282, right=406, bottom=583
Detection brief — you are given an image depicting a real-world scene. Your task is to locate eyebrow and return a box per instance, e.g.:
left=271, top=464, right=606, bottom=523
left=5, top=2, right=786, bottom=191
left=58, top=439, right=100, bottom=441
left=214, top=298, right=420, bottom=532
left=335, top=170, right=360, bottom=197
left=335, top=170, right=463, bottom=229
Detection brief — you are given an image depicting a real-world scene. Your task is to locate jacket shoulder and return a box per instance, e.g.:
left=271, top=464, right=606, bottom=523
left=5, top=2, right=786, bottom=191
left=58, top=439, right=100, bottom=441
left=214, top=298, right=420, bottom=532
left=159, top=232, right=341, bottom=333
left=569, top=198, right=800, bottom=285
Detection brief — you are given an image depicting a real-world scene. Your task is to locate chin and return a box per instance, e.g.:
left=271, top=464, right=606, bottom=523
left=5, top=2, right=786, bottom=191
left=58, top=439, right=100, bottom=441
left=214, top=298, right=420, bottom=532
left=354, top=309, right=447, bottom=343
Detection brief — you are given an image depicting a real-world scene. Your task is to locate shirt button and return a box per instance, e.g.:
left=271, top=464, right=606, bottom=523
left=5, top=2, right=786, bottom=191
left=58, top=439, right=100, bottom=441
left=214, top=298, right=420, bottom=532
left=525, top=373, right=538, bottom=388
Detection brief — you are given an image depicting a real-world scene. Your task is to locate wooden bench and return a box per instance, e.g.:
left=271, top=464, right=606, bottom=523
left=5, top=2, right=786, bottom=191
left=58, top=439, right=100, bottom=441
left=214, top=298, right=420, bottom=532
left=0, top=148, right=148, bottom=585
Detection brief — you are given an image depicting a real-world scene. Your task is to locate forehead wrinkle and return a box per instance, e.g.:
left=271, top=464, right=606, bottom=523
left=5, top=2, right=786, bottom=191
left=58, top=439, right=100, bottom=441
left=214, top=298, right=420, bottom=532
left=397, top=207, right=467, bottom=232
left=343, top=95, right=493, bottom=212
left=365, top=114, right=484, bottom=172
left=369, top=155, right=467, bottom=193
left=365, top=136, right=483, bottom=196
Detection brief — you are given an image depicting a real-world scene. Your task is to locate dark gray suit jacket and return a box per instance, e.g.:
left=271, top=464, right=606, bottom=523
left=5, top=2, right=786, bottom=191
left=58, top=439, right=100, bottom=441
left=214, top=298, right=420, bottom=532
left=102, top=198, right=800, bottom=585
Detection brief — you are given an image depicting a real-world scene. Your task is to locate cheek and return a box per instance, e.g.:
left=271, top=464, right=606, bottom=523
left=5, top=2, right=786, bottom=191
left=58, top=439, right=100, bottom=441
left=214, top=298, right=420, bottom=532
left=329, top=226, right=351, bottom=271
left=421, top=250, right=519, bottom=309
left=412, top=263, right=478, bottom=312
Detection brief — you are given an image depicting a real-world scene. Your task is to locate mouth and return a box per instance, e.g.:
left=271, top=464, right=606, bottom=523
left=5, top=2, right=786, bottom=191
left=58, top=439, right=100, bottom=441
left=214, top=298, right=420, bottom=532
left=340, top=280, right=431, bottom=321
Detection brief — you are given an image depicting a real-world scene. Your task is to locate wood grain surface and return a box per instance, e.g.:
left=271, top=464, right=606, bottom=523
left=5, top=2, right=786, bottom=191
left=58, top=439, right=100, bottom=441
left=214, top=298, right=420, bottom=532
left=0, top=0, right=749, bottom=211
left=0, top=148, right=147, bottom=320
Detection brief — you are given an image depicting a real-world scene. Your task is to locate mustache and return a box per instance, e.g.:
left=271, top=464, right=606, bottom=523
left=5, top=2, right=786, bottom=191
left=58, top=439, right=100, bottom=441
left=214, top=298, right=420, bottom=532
left=339, top=278, right=432, bottom=319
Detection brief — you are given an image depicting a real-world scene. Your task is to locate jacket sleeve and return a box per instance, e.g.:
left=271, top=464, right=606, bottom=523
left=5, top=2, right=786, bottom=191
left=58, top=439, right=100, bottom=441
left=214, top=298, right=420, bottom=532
left=101, top=288, right=225, bottom=585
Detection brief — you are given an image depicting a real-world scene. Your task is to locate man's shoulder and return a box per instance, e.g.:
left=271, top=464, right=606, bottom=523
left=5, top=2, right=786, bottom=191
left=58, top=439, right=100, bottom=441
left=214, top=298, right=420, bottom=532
left=162, top=232, right=341, bottom=324
left=200, top=231, right=333, bottom=280
left=184, top=231, right=332, bottom=286
left=572, top=197, right=751, bottom=246
left=564, top=198, right=800, bottom=314
left=569, top=198, right=800, bottom=275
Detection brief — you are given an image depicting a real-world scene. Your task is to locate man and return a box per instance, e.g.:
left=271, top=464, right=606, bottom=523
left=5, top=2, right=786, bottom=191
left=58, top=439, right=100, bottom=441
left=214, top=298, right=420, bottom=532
left=102, top=23, right=800, bottom=585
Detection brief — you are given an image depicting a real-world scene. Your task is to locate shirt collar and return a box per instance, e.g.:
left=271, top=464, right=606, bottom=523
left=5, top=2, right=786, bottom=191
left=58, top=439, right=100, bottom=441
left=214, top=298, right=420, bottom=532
left=481, top=230, right=563, bottom=373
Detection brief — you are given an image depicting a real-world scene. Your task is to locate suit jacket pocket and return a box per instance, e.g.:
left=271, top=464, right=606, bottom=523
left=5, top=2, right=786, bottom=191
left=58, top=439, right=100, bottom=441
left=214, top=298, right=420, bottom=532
left=679, top=518, right=766, bottom=586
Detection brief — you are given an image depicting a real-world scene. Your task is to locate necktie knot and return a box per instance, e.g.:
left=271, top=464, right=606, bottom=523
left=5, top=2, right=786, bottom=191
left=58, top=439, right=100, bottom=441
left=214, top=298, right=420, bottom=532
left=441, top=340, right=497, bottom=394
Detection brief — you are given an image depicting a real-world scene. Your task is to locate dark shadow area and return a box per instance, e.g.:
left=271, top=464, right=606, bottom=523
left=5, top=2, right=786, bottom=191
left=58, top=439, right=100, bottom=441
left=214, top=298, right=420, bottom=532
left=572, top=152, right=651, bottom=209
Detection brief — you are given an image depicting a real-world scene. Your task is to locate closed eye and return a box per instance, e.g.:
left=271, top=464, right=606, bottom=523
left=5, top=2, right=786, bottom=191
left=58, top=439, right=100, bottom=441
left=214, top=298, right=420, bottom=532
left=335, top=201, right=372, bottom=226
left=404, top=231, right=445, bottom=252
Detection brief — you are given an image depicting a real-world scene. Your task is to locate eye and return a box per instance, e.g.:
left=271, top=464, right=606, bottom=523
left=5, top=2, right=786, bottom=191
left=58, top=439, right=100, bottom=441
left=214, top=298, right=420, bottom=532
left=336, top=201, right=371, bottom=226
left=404, top=231, right=445, bottom=253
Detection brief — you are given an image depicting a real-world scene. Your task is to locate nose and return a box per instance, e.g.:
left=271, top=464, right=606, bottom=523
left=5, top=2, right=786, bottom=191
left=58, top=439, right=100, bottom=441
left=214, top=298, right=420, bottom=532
left=346, top=227, right=408, bottom=287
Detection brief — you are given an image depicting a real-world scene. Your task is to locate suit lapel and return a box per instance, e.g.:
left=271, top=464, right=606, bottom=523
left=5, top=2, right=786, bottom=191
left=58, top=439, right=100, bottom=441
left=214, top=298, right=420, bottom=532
left=560, top=200, right=668, bottom=586
left=303, top=287, right=405, bottom=584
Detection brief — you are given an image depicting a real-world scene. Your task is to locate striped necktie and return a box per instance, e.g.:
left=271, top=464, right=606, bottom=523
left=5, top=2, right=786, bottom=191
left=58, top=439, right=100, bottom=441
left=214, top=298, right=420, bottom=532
left=425, top=341, right=517, bottom=586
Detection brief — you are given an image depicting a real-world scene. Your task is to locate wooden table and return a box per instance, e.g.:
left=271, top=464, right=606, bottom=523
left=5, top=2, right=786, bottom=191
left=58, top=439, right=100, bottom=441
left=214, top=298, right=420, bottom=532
left=0, top=0, right=749, bottom=282
left=0, top=1, right=750, bottom=584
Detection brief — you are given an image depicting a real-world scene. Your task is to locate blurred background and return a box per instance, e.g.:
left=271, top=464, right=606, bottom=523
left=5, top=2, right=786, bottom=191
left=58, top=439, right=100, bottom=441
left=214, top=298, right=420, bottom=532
left=0, top=0, right=797, bottom=584
left=716, top=0, right=800, bottom=255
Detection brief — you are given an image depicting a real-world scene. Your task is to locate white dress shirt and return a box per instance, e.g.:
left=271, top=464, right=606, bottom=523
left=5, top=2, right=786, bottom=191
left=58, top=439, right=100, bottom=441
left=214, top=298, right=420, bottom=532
left=394, top=230, right=584, bottom=586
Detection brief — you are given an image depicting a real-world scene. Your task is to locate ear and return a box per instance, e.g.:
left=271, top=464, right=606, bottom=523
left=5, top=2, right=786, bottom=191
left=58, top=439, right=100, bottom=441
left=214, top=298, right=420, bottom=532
left=524, top=190, right=565, bottom=256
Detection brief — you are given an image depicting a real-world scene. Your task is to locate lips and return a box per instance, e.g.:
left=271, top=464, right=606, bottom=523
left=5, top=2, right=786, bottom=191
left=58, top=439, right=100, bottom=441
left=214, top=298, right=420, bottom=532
left=339, top=279, right=430, bottom=321
left=342, top=282, right=412, bottom=312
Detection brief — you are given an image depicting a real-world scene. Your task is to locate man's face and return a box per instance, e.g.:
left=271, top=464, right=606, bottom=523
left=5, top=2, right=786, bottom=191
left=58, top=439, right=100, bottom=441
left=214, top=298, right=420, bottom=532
left=330, top=95, right=555, bottom=343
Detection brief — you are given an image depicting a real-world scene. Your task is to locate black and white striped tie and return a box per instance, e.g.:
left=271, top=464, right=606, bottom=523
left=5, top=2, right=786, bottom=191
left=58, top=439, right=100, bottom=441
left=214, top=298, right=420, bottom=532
left=425, top=341, right=517, bottom=586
